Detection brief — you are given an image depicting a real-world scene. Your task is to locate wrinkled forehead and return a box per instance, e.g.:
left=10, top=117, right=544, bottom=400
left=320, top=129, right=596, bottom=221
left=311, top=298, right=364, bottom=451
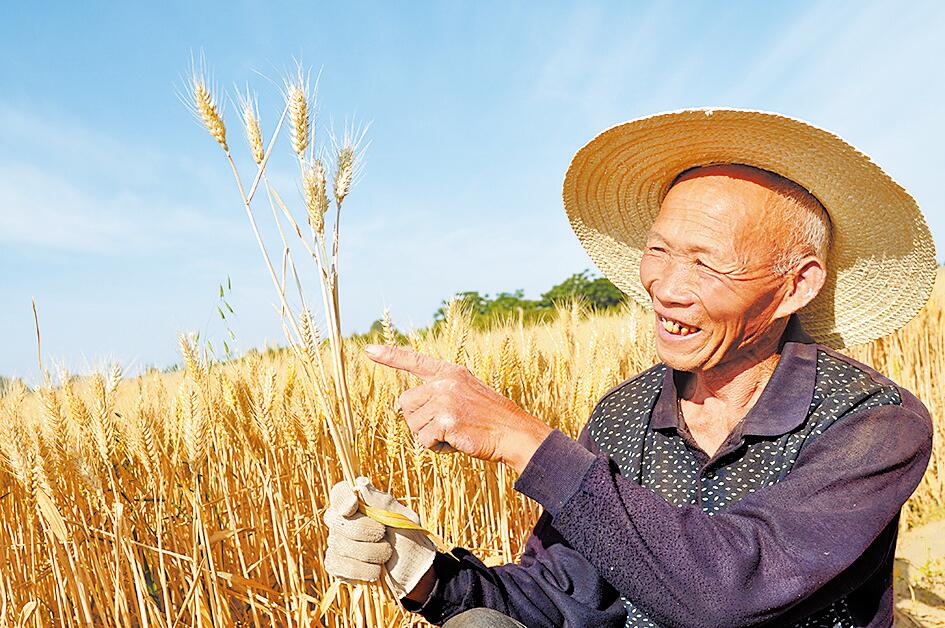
left=665, top=163, right=827, bottom=229
left=652, top=170, right=790, bottom=264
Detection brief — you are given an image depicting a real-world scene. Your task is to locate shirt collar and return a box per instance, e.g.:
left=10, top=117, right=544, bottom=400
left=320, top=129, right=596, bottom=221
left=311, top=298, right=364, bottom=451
left=650, top=314, right=818, bottom=437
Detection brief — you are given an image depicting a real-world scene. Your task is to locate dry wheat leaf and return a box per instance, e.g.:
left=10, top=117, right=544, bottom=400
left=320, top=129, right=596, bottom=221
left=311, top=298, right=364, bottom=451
left=35, top=490, right=68, bottom=542
left=318, top=579, right=343, bottom=619
left=360, top=505, right=425, bottom=531
left=208, top=528, right=250, bottom=545
left=18, top=600, right=38, bottom=627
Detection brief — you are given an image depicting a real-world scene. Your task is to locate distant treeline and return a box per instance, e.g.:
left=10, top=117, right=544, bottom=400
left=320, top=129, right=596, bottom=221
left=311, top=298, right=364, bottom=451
left=353, top=269, right=627, bottom=344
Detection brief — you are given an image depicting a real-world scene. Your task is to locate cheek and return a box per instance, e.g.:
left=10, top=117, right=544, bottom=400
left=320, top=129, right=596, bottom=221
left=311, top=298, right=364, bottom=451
left=741, top=289, right=785, bottom=334
left=701, top=281, right=779, bottom=337
left=699, top=280, right=750, bottom=327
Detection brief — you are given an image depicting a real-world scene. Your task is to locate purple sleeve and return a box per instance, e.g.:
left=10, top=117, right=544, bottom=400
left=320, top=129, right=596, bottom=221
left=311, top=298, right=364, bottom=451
left=514, top=402, right=933, bottom=626
left=400, top=425, right=627, bottom=627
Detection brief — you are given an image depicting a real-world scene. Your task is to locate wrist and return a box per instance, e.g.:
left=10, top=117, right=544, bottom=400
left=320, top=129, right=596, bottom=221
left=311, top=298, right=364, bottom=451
left=505, top=416, right=553, bottom=474
left=402, top=564, right=436, bottom=604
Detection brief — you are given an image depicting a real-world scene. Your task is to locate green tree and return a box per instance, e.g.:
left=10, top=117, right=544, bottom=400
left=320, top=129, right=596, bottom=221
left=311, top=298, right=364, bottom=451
left=540, top=269, right=626, bottom=310
left=433, top=289, right=548, bottom=330
left=429, top=270, right=626, bottom=332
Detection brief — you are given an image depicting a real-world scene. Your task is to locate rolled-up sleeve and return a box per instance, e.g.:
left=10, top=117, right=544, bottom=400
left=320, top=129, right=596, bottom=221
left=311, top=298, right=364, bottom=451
left=514, top=403, right=933, bottom=627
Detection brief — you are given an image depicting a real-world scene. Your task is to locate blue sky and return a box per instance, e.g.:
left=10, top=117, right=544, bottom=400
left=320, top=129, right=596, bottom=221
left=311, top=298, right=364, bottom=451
left=2, top=1, right=943, bottom=382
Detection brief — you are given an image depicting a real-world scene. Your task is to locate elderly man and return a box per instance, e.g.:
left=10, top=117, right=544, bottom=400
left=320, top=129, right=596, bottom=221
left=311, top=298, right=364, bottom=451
left=321, top=109, right=937, bottom=627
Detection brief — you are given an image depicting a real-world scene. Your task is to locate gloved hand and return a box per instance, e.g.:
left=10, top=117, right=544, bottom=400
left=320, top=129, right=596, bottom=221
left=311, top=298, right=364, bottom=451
left=323, top=476, right=436, bottom=598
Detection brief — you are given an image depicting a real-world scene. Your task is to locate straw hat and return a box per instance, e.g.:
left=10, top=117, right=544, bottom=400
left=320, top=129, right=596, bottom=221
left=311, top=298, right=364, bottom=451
left=562, top=108, right=938, bottom=349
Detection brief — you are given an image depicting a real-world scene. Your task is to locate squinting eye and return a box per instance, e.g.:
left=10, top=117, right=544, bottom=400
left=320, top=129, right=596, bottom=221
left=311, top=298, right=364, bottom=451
left=695, top=259, right=722, bottom=273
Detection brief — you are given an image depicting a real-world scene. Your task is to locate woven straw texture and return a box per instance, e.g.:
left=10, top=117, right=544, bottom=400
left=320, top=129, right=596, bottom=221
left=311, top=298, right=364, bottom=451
left=562, top=108, right=938, bottom=349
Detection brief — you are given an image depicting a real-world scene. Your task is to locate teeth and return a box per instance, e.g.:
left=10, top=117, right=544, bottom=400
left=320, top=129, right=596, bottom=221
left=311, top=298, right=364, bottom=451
left=660, top=316, right=698, bottom=336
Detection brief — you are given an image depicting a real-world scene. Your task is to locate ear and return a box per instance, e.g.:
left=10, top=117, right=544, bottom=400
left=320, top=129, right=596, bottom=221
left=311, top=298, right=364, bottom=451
left=773, top=256, right=827, bottom=318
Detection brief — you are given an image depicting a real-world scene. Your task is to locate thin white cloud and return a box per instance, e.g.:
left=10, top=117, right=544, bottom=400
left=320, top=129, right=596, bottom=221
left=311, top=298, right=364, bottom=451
left=531, top=3, right=690, bottom=121
left=0, top=161, right=244, bottom=253
left=0, top=163, right=133, bottom=251
left=0, top=106, right=245, bottom=253
left=724, top=1, right=945, bottom=128
left=0, top=104, right=174, bottom=187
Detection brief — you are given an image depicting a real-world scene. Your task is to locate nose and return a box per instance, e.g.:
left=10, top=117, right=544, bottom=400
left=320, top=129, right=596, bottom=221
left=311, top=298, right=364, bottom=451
left=649, top=257, right=697, bottom=309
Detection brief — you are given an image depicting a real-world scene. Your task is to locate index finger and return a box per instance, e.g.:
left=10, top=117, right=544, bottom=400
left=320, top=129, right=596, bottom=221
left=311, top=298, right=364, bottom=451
left=363, top=344, right=455, bottom=380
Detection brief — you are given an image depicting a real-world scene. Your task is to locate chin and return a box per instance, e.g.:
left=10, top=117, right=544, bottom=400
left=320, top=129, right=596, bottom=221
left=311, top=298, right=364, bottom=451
left=655, top=346, right=703, bottom=372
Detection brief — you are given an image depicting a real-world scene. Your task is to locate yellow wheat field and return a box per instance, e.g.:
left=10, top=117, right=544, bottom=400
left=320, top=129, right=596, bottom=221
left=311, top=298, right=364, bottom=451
left=0, top=269, right=942, bottom=627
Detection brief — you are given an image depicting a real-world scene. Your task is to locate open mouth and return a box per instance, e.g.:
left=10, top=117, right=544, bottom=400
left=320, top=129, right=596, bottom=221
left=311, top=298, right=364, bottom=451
left=658, top=315, right=701, bottom=337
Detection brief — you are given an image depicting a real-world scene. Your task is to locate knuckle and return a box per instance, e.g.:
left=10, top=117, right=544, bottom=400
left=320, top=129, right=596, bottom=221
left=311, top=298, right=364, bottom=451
left=404, top=412, right=425, bottom=432
left=396, top=391, right=410, bottom=409
left=418, top=431, right=436, bottom=449
left=357, top=519, right=387, bottom=543
left=440, top=397, right=459, bottom=416
left=363, top=565, right=382, bottom=582
left=369, top=540, right=394, bottom=564
left=428, top=409, right=447, bottom=426
left=438, top=412, right=457, bottom=429
left=433, top=378, right=460, bottom=395
left=323, top=508, right=336, bottom=527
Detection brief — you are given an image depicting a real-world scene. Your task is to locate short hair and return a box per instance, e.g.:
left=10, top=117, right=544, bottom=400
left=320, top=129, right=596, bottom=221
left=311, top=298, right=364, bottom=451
left=670, top=164, right=832, bottom=275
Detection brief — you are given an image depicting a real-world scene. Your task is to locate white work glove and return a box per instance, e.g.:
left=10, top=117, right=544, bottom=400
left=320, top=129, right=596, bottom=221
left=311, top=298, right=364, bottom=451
left=323, top=476, right=436, bottom=599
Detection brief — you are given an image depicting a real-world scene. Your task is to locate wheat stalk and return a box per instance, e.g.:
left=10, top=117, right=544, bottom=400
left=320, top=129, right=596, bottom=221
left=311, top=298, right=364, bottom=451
left=238, top=87, right=265, bottom=165
left=303, top=158, right=329, bottom=234
left=382, top=308, right=397, bottom=346
left=286, top=65, right=312, bottom=159
left=187, top=60, right=227, bottom=151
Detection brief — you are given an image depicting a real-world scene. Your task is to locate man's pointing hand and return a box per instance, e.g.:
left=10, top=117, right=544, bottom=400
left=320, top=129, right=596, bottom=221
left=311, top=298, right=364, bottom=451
left=363, top=343, right=552, bottom=474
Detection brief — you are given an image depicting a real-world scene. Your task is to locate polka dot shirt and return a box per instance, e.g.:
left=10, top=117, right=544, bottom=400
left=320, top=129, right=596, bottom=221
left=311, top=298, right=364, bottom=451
left=580, top=328, right=917, bottom=626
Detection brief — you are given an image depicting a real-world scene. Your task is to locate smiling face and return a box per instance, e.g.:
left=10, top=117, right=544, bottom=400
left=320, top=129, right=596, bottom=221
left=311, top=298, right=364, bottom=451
left=639, top=164, right=827, bottom=373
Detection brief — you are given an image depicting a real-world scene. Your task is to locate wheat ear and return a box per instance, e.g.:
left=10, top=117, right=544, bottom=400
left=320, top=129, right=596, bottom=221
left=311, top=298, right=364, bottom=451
left=189, top=68, right=227, bottom=151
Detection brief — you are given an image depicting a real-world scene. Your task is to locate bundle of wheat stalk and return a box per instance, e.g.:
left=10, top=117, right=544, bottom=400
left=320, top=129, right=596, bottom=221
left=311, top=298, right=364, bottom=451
left=186, top=60, right=366, bottom=488
left=185, top=58, right=422, bottom=620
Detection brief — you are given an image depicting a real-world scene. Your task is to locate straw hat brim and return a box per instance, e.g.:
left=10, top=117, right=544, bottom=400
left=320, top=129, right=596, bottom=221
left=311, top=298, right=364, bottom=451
left=562, top=108, right=938, bottom=349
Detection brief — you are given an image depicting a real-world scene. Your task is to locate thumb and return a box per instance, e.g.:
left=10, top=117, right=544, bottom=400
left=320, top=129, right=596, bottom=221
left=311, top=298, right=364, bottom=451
left=328, top=480, right=359, bottom=517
